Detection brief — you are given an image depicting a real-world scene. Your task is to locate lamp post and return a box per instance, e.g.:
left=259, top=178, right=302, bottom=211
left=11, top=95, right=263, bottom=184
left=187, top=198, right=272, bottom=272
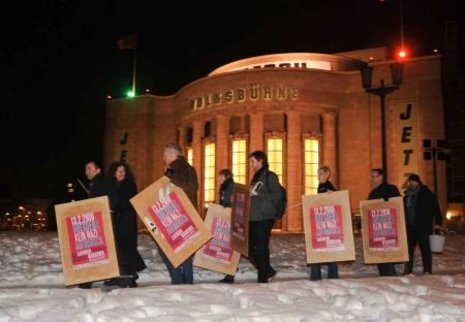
left=360, top=62, right=404, bottom=180
left=423, top=139, right=448, bottom=196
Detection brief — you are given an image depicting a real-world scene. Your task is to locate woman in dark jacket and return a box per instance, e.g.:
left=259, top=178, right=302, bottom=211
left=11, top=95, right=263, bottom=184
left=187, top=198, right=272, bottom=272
left=106, top=161, right=146, bottom=287
left=217, top=169, right=236, bottom=283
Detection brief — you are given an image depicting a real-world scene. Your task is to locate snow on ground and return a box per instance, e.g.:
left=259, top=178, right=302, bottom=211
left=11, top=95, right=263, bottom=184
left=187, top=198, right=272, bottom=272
left=1, top=231, right=465, bottom=321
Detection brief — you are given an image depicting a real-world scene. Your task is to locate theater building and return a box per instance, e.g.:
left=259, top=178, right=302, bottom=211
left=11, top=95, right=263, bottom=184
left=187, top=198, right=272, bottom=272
left=104, top=46, right=446, bottom=232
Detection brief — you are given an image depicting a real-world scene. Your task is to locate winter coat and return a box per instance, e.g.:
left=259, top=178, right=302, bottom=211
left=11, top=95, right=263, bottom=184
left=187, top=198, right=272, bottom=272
left=368, top=183, right=401, bottom=201
left=112, top=178, right=146, bottom=272
left=219, top=177, right=234, bottom=207
left=403, top=184, right=443, bottom=235
left=165, top=156, right=199, bottom=209
left=318, top=181, right=336, bottom=193
left=249, top=166, right=282, bottom=221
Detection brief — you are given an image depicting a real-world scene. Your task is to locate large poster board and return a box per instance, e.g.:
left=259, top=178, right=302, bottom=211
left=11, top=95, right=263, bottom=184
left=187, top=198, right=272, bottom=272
left=302, top=190, right=355, bottom=264
left=193, top=203, right=241, bottom=275
left=130, top=176, right=212, bottom=268
left=55, top=196, right=120, bottom=286
left=360, top=196, right=408, bottom=264
left=230, top=184, right=250, bottom=257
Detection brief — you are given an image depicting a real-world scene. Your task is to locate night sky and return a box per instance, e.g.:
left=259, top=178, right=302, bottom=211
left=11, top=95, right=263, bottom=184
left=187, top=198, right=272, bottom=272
left=0, top=0, right=451, bottom=202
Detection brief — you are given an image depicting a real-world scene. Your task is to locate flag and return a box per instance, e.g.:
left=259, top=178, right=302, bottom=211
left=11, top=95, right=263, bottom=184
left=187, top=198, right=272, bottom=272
left=117, top=32, right=137, bottom=50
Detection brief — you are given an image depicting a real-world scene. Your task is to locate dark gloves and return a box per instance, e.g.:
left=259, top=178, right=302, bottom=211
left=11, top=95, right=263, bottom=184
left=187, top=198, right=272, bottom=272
left=164, top=168, right=174, bottom=178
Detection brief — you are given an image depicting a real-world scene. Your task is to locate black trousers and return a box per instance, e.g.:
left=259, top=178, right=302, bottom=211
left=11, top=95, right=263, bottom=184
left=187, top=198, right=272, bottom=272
left=377, top=263, right=397, bottom=276
left=248, top=219, right=275, bottom=283
left=406, top=225, right=432, bottom=274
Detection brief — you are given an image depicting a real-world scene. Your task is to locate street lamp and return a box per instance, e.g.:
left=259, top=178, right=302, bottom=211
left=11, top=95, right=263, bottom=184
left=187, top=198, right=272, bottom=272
left=360, top=62, right=404, bottom=180
left=423, top=139, right=448, bottom=196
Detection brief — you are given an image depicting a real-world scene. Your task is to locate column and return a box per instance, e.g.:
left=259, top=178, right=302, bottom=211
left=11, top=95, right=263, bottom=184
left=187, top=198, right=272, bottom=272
left=286, top=111, right=302, bottom=232
left=216, top=115, right=230, bottom=175
left=322, top=111, right=337, bottom=186
left=178, top=126, right=186, bottom=154
left=249, top=113, right=264, bottom=153
left=192, top=120, right=203, bottom=210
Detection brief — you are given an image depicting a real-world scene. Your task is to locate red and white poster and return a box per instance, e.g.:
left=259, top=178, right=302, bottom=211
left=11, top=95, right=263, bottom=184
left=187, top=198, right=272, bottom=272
left=230, top=184, right=250, bottom=257
left=367, top=206, right=399, bottom=251
left=309, top=205, right=344, bottom=252
left=193, top=204, right=240, bottom=275
left=147, top=191, right=199, bottom=254
left=131, top=176, right=212, bottom=268
left=55, top=196, right=120, bottom=286
left=302, top=190, right=355, bottom=264
left=360, top=197, right=408, bottom=264
left=202, top=217, right=234, bottom=263
left=66, top=211, right=109, bottom=269
left=231, top=191, right=247, bottom=241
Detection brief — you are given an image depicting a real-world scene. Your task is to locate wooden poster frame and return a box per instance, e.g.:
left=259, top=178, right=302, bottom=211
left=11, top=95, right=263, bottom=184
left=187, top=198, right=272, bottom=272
left=55, top=196, right=120, bottom=286
left=230, top=184, right=250, bottom=257
left=193, top=203, right=241, bottom=275
left=360, top=196, right=408, bottom=264
left=130, top=176, right=212, bottom=268
left=302, top=190, right=356, bottom=264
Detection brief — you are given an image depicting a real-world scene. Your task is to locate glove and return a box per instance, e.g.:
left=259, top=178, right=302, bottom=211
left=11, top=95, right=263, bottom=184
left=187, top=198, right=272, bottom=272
left=164, top=168, right=174, bottom=178
left=433, top=225, right=444, bottom=235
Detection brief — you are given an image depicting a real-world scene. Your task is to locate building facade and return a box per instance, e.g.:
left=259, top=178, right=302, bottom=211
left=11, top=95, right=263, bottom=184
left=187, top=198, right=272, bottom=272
left=104, top=47, right=446, bottom=232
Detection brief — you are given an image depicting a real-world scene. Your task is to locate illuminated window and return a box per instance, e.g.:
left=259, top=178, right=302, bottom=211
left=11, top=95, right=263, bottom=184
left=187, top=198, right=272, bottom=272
left=187, top=147, right=193, bottom=166
left=232, top=139, right=247, bottom=184
left=304, top=138, right=319, bottom=195
left=267, top=138, right=283, bottom=183
left=204, top=143, right=216, bottom=203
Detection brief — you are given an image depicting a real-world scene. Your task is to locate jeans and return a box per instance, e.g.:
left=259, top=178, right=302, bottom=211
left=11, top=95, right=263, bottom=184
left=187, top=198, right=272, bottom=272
left=159, top=249, right=194, bottom=285
left=310, top=263, right=339, bottom=281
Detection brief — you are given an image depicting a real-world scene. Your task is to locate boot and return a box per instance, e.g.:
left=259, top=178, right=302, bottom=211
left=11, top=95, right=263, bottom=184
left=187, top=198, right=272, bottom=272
left=219, top=275, right=235, bottom=284
left=119, top=275, right=137, bottom=288
left=103, top=278, right=120, bottom=286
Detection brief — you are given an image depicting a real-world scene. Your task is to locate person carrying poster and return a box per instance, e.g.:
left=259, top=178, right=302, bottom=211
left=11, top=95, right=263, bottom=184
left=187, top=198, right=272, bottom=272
left=248, top=150, right=279, bottom=283
left=310, top=165, right=339, bottom=281
left=104, top=161, right=146, bottom=288
left=403, top=173, right=443, bottom=275
left=368, top=168, right=401, bottom=276
left=159, top=143, right=199, bottom=284
left=77, top=160, right=115, bottom=289
left=217, top=169, right=238, bottom=284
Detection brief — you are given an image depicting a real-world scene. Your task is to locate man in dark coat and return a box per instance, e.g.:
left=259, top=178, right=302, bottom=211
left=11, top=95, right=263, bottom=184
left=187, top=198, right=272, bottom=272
left=368, top=168, right=401, bottom=277
left=404, top=173, right=443, bottom=274
left=310, top=165, right=339, bottom=281
left=78, top=160, right=114, bottom=289
left=248, top=150, right=280, bottom=283
left=160, top=143, right=199, bottom=284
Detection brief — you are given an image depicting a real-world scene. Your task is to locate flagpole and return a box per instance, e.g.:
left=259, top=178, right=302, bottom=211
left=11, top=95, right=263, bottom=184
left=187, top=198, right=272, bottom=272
left=132, top=47, right=137, bottom=95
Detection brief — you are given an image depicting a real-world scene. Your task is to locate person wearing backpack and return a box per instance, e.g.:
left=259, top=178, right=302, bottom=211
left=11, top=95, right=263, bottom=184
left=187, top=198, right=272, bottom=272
left=309, top=165, right=339, bottom=281
left=248, top=150, right=280, bottom=283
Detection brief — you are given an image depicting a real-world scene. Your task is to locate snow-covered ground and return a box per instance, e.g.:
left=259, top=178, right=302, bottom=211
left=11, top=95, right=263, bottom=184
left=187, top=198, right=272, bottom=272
left=1, top=231, right=465, bottom=321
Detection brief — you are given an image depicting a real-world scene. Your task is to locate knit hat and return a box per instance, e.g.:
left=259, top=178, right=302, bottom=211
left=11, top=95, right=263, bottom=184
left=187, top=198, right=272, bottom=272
left=408, top=173, right=421, bottom=182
